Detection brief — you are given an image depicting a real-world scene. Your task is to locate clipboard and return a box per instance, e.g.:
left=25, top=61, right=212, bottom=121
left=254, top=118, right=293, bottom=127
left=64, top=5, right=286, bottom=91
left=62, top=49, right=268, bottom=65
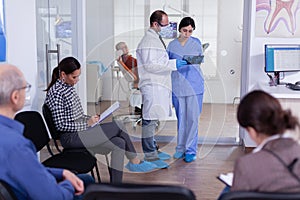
left=91, top=101, right=120, bottom=127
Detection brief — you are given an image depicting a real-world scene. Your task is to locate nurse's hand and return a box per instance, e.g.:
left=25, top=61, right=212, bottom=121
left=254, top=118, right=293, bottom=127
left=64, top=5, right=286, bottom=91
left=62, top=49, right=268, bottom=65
left=176, top=59, right=187, bottom=69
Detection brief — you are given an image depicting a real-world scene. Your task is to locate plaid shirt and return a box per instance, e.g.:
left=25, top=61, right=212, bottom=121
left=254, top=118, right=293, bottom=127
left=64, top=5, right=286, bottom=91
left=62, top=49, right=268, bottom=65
left=44, top=79, right=90, bottom=132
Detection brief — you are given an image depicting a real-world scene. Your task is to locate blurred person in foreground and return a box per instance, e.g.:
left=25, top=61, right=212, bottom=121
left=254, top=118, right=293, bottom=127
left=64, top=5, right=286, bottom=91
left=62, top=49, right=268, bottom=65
left=0, top=63, right=92, bottom=200
left=219, top=90, right=300, bottom=199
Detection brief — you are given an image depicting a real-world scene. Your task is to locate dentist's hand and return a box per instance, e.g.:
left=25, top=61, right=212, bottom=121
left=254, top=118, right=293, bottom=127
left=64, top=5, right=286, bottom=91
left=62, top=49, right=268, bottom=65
left=176, top=59, right=187, bottom=69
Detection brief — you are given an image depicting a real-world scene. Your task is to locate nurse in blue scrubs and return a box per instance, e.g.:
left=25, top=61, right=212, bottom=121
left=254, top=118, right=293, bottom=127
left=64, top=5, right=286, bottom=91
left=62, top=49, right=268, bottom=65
left=167, top=17, right=204, bottom=163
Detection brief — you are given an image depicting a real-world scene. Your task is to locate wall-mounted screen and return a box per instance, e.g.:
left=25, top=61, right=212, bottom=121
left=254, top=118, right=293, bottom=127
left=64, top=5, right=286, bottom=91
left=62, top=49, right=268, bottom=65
left=265, top=44, right=300, bottom=73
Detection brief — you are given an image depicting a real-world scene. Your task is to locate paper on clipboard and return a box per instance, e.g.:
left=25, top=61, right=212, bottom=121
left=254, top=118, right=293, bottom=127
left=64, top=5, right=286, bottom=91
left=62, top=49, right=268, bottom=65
left=217, top=172, right=233, bottom=187
left=91, top=101, right=120, bottom=127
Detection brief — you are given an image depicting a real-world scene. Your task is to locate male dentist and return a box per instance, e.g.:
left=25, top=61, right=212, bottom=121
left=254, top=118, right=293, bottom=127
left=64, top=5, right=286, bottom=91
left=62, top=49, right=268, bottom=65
left=136, top=10, right=187, bottom=168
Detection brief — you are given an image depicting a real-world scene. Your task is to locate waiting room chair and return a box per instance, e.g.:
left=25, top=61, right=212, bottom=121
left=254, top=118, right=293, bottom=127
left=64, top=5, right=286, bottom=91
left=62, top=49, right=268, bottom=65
left=14, top=111, right=100, bottom=182
left=116, top=59, right=142, bottom=128
left=42, top=103, right=111, bottom=182
left=83, top=182, right=196, bottom=200
left=219, top=191, right=300, bottom=200
left=0, top=180, right=17, bottom=200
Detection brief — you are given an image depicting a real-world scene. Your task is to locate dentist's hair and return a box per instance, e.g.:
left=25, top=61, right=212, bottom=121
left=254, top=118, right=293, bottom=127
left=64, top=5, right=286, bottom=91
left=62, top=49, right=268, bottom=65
left=150, top=10, right=167, bottom=26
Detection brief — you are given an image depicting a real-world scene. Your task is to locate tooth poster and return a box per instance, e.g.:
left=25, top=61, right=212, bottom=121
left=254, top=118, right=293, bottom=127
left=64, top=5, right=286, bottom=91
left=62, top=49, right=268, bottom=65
left=256, top=0, right=300, bottom=37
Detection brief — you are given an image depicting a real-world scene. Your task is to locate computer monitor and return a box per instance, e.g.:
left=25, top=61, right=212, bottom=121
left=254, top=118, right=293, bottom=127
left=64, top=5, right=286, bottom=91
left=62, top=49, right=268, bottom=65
left=265, top=44, right=300, bottom=85
left=265, top=44, right=300, bottom=73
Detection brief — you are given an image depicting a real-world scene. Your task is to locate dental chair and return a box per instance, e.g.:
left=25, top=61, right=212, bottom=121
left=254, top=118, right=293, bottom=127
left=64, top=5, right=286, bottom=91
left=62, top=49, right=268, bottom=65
left=115, top=58, right=142, bottom=129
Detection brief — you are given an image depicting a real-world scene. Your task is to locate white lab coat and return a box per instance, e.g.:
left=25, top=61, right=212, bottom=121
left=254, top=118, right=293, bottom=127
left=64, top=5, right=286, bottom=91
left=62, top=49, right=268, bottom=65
left=136, top=28, right=177, bottom=120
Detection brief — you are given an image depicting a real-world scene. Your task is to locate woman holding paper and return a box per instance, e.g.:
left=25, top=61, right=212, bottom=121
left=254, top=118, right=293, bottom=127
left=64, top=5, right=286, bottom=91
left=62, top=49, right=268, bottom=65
left=219, top=90, right=300, bottom=198
left=167, top=17, right=204, bottom=163
left=44, top=57, right=157, bottom=183
left=232, top=90, right=300, bottom=192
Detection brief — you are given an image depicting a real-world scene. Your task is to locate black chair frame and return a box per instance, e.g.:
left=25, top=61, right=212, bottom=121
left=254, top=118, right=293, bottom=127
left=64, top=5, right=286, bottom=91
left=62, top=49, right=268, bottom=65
left=15, top=111, right=100, bottom=182
left=83, top=182, right=196, bottom=200
left=0, top=180, right=17, bottom=200
left=42, top=104, right=111, bottom=182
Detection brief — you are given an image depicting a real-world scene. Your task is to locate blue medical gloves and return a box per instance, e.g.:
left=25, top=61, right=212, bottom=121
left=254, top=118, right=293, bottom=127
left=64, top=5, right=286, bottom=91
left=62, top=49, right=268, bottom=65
left=176, top=59, right=187, bottom=69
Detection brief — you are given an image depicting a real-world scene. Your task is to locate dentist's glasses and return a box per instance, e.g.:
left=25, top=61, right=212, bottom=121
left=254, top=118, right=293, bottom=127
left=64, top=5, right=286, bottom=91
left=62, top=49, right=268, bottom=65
left=158, top=22, right=169, bottom=27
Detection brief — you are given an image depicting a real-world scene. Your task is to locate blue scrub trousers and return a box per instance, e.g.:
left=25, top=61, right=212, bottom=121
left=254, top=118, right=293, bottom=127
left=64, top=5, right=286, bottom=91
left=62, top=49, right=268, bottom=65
left=172, top=94, right=203, bottom=155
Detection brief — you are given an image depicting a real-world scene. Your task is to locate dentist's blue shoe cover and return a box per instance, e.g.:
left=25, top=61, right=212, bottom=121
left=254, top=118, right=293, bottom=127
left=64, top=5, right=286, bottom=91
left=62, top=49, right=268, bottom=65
left=158, top=151, right=171, bottom=160
left=125, top=161, right=157, bottom=172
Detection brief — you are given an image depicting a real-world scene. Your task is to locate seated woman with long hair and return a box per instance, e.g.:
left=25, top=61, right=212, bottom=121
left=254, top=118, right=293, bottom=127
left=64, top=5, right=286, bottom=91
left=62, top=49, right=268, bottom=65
left=219, top=90, right=300, bottom=198
left=44, top=57, right=157, bottom=183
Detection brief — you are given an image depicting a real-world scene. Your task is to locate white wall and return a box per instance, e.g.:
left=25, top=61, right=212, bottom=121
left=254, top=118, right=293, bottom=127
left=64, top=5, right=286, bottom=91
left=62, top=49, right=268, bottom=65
left=241, top=0, right=300, bottom=147
left=84, top=0, right=246, bottom=103
left=86, top=0, right=115, bottom=101
left=5, top=0, right=38, bottom=111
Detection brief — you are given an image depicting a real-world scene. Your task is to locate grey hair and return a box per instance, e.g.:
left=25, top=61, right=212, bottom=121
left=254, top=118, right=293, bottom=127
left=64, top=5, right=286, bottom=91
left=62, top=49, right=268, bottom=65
left=115, top=42, right=126, bottom=51
left=0, top=68, right=24, bottom=105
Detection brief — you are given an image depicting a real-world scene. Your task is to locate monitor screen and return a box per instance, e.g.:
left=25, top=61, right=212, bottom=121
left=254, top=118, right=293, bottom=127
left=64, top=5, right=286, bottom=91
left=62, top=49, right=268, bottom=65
left=265, top=44, right=300, bottom=72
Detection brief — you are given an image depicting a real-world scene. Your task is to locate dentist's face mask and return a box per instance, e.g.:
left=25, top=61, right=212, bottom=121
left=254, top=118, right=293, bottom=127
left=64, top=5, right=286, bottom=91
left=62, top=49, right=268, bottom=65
left=158, top=23, right=171, bottom=37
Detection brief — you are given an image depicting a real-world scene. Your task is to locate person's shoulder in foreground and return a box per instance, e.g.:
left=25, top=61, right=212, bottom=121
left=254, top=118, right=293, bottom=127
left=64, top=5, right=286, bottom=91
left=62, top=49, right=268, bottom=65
left=231, top=90, right=300, bottom=193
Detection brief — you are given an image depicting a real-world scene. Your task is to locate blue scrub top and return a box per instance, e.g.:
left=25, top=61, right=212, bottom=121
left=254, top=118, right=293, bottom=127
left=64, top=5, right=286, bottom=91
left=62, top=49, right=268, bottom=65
left=167, top=36, right=204, bottom=97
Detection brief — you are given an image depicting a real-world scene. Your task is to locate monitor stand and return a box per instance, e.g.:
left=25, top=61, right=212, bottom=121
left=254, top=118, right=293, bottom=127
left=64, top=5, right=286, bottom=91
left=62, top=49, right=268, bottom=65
left=274, top=72, right=281, bottom=85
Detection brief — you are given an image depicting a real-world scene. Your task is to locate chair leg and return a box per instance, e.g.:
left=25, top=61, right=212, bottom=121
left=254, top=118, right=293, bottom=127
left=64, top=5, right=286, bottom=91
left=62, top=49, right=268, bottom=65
left=46, top=144, right=54, bottom=156
left=94, top=162, right=101, bottom=183
left=53, top=140, right=62, bottom=153
left=90, top=168, right=95, bottom=181
left=105, top=154, right=112, bottom=180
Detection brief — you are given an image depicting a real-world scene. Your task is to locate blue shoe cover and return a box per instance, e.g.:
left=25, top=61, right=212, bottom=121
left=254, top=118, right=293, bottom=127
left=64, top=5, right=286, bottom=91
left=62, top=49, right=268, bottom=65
left=158, top=151, right=171, bottom=160
left=184, top=154, right=196, bottom=163
left=149, top=159, right=169, bottom=169
left=173, top=151, right=185, bottom=159
left=125, top=161, right=157, bottom=172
